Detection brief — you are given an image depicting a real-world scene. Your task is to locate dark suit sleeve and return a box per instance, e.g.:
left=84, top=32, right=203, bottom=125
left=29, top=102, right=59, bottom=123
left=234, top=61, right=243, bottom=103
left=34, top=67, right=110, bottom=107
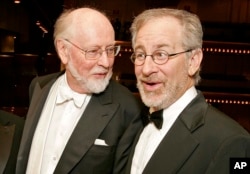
left=28, top=76, right=39, bottom=102
left=0, top=110, right=24, bottom=174
left=110, top=82, right=143, bottom=174
left=205, top=134, right=250, bottom=174
left=29, top=72, right=62, bottom=102
left=113, top=109, right=142, bottom=174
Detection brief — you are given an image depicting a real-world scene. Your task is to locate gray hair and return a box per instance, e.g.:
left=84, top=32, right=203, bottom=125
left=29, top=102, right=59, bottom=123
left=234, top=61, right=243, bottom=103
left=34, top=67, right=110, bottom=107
left=130, top=8, right=203, bottom=84
left=53, top=8, right=74, bottom=49
left=53, top=7, right=109, bottom=52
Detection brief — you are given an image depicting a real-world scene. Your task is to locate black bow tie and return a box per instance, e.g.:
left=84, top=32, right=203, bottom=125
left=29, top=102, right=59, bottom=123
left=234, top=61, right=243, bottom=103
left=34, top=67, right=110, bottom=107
left=142, top=108, right=163, bottom=129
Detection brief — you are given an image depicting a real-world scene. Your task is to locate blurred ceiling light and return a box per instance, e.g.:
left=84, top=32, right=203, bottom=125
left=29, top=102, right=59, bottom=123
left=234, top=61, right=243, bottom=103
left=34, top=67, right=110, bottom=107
left=14, top=0, right=21, bottom=4
left=36, top=21, right=48, bottom=33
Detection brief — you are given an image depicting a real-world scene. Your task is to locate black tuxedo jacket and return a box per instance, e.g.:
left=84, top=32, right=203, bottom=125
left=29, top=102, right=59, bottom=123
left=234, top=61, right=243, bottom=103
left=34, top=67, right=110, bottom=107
left=16, top=72, right=143, bottom=174
left=125, top=91, right=250, bottom=174
left=0, top=110, right=24, bottom=174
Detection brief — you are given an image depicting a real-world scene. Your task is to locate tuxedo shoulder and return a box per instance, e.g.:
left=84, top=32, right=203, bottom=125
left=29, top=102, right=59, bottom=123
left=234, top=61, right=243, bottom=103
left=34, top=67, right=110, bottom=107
left=204, top=105, right=250, bottom=137
left=110, top=80, right=135, bottom=97
left=0, top=110, right=24, bottom=126
left=109, top=80, right=143, bottom=107
left=32, top=72, right=62, bottom=83
left=30, top=72, right=63, bottom=88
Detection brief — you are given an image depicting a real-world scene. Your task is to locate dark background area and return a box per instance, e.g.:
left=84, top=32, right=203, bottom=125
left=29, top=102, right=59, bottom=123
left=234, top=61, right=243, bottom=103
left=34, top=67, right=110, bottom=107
left=0, top=0, right=249, bottom=132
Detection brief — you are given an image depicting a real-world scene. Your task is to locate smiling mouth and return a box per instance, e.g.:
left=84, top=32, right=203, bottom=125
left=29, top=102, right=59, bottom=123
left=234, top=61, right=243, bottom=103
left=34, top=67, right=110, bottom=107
left=141, top=80, right=161, bottom=90
left=94, top=70, right=108, bottom=75
left=93, top=72, right=107, bottom=78
left=142, top=79, right=158, bottom=85
left=96, top=72, right=107, bottom=75
left=145, top=82, right=157, bottom=86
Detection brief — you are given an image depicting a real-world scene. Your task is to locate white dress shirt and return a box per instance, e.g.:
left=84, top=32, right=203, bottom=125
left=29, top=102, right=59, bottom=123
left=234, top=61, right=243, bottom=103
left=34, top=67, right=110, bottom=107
left=131, top=87, right=197, bottom=174
left=26, top=73, right=91, bottom=174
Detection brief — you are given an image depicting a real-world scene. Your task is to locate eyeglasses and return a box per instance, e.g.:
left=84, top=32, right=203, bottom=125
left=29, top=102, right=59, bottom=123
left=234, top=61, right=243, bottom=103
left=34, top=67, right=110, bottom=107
left=64, top=39, right=121, bottom=60
left=130, top=49, right=192, bottom=65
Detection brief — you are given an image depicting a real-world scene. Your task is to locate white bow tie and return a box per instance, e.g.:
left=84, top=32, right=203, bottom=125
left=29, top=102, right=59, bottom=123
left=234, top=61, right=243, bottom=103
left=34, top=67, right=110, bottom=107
left=56, top=86, right=86, bottom=108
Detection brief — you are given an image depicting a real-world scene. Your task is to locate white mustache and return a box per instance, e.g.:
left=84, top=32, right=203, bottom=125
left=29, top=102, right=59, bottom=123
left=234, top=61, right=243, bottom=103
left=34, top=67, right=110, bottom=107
left=139, top=75, right=160, bottom=83
left=91, top=67, right=109, bottom=74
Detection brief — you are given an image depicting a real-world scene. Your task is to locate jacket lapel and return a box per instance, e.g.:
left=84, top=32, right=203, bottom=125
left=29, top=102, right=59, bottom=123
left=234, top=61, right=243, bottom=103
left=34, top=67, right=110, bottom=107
left=54, top=82, right=119, bottom=173
left=21, top=76, right=58, bottom=145
left=143, top=119, right=199, bottom=174
left=125, top=126, right=144, bottom=174
left=142, top=92, right=207, bottom=174
left=17, top=75, right=59, bottom=173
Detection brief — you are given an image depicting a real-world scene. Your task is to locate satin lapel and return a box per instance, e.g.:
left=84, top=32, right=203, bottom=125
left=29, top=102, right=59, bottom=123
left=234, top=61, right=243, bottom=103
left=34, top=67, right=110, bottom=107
left=17, top=78, right=57, bottom=172
left=143, top=118, right=199, bottom=174
left=143, top=92, right=207, bottom=174
left=22, top=79, right=56, bottom=142
left=55, top=88, right=119, bottom=173
left=125, top=126, right=144, bottom=174
left=22, top=72, right=63, bottom=143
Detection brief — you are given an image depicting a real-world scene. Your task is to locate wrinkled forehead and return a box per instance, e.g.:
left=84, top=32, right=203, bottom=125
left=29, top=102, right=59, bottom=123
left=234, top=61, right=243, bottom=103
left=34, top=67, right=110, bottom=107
left=139, top=16, right=181, bottom=33
left=71, top=8, right=112, bottom=27
left=68, top=9, right=114, bottom=40
left=135, top=17, right=183, bottom=47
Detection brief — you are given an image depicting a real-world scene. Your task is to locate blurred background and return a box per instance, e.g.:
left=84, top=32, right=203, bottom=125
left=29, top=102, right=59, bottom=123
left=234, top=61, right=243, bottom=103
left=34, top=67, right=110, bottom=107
left=0, top=0, right=249, bottom=131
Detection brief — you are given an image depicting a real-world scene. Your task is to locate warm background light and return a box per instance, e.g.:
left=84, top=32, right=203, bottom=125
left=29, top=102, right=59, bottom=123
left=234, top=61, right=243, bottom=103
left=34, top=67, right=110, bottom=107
left=14, top=0, right=20, bottom=4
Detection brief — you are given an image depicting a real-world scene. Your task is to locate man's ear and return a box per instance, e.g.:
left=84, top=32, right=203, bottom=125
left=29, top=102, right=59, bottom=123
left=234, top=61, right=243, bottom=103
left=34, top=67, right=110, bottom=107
left=55, top=39, right=69, bottom=64
left=188, top=48, right=203, bottom=76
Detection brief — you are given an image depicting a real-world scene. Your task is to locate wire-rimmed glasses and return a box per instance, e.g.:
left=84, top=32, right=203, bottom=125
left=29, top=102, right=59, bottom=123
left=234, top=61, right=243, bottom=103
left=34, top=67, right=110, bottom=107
left=130, top=49, right=192, bottom=65
left=64, top=39, right=120, bottom=60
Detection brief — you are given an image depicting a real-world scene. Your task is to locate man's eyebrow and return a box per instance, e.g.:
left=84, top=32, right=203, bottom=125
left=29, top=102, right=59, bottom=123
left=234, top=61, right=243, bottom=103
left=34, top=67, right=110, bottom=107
left=134, top=45, right=144, bottom=50
left=155, top=44, right=171, bottom=49
left=134, top=44, right=170, bottom=50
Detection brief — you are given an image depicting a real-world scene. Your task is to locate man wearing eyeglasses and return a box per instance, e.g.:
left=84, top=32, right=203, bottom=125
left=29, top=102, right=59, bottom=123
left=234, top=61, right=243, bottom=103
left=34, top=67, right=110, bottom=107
left=125, top=8, right=250, bottom=174
left=16, top=7, right=143, bottom=174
